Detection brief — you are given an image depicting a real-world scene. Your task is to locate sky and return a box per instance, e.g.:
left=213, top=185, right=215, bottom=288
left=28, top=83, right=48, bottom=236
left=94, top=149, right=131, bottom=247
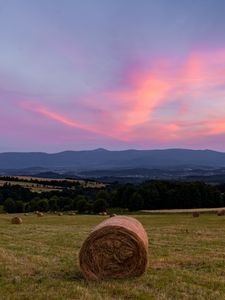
left=1, top=0, right=225, bottom=152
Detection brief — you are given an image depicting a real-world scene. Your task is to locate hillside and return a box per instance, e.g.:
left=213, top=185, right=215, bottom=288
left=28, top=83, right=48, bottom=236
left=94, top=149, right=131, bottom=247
left=1, top=148, right=225, bottom=171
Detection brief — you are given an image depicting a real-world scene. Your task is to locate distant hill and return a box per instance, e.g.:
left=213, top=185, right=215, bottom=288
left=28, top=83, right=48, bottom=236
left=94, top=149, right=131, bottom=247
left=1, top=148, right=225, bottom=171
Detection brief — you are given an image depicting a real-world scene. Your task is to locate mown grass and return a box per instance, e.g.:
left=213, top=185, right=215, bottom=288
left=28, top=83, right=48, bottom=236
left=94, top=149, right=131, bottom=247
left=0, top=213, right=225, bottom=300
left=0, top=176, right=106, bottom=192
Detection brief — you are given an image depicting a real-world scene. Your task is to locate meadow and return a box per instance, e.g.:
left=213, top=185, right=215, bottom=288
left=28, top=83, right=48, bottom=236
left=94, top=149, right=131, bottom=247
left=0, top=176, right=105, bottom=193
left=0, top=213, right=225, bottom=300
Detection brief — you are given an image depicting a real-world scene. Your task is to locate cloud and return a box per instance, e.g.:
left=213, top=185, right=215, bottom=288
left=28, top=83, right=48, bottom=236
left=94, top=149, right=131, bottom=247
left=20, top=100, right=127, bottom=142
left=105, top=47, right=225, bottom=143
left=17, top=46, right=225, bottom=150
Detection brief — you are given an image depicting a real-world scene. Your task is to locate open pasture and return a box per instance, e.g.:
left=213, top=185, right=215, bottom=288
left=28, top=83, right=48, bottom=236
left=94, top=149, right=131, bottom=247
left=0, top=180, right=62, bottom=193
left=0, top=176, right=105, bottom=193
left=0, top=213, right=225, bottom=300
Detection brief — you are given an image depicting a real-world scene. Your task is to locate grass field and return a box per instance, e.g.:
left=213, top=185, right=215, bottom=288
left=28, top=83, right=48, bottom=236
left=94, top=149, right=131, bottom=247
left=0, top=213, right=225, bottom=300
left=0, top=180, right=62, bottom=192
left=0, top=176, right=106, bottom=192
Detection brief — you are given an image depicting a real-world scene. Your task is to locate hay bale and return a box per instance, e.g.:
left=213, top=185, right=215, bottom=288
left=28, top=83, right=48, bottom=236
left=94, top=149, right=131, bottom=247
left=11, top=217, right=22, bottom=224
left=109, top=213, right=117, bottom=218
left=37, top=212, right=44, bottom=217
left=98, top=212, right=107, bottom=216
left=58, top=212, right=63, bottom=216
left=79, top=216, right=148, bottom=280
left=217, top=209, right=225, bottom=216
left=192, top=212, right=200, bottom=217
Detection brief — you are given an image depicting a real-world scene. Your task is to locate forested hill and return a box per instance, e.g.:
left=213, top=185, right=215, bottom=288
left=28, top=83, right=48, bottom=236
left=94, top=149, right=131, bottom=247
left=1, top=148, right=225, bottom=170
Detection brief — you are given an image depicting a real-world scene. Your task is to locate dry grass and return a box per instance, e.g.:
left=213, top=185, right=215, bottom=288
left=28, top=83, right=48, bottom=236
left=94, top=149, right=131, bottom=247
left=0, top=213, right=225, bottom=299
left=0, top=176, right=106, bottom=192
left=0, top=180, right=62, bottom=192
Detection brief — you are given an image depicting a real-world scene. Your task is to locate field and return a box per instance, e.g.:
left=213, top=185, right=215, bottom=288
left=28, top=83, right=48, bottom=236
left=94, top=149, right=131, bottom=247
left=0, top=213, right=225, bottom=300
left=0, top=176, right=105, bottom=192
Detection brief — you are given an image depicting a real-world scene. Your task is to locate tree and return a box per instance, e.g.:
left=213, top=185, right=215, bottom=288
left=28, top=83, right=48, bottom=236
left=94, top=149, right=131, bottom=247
left=77, top=197, right=88, bottom=214
left=93, top=198, right=108, bottom=214
left=127, top=192, right=144, bottom=212
left=49, top=196, right=59, bottom=211
left=16, top=201, right=24, bottom=213
left=24, top=202, right=31, bottom=212
left=0, top=192, right=3, bottom=205
left=96, top=190, right=109, bottom=201
left=30, top=197, right=40, bottom=211
left=3, top=198, right=16, bottom=213
left=37, top=199, right=49, bottom=212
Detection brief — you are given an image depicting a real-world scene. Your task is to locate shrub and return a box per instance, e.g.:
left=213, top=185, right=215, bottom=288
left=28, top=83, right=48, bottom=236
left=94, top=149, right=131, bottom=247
left=93, top=198, right=108, bottom=214
left=16, top=201, right=25, bottom=213
left=127, top=192, right=144, bottom=212
left=77, top=197, right=88, bottom=214
left=37, top=199, right=49, bottom=212
left=3, top=198, right=16, bottom=213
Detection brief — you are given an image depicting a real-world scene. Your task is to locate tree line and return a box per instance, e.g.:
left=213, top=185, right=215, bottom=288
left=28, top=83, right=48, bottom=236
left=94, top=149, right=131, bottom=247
left=0, top=180, right=224, bottom=214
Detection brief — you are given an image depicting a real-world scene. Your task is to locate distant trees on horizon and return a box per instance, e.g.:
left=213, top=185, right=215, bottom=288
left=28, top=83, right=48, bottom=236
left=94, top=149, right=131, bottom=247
left=0, top=180, right=224, bottom=214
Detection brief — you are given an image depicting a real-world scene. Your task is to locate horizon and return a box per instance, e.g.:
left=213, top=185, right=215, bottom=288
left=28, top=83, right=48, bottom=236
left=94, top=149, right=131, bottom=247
left=0, top=147, right=225, bottom=155
left=1, top=1, right=225, bottom=152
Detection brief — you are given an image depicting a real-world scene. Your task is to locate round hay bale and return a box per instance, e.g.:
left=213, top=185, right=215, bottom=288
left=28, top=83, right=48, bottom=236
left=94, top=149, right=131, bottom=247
left=109, top=213, right=117, bottom=218
left=79, top=216, right=148, bottom=280
left=217, top=209, right=225, bottom=216
left=11, top=217, right=23, bottom=224
left=37, top=212, right=44, bottom=217
left=68, top=212, right=76, bottom=216
left=98, top=212, right=107, bottom=216
left=58, top=212, right=63, bottom=216
left=192, top=212, right=200, bottom=217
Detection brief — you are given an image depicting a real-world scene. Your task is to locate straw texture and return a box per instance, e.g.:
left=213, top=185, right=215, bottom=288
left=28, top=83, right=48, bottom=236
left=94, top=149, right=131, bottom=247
left=11, top=217, right=22, bottom=224
left=79, top=216, right=148, bottom=280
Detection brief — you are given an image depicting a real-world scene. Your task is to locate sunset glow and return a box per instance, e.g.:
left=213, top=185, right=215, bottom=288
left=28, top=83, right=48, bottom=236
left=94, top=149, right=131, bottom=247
left=1, top=0, right=225, bottom=151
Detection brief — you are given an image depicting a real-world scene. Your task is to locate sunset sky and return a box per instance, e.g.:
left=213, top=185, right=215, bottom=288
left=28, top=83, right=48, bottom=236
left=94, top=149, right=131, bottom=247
left=1, top=0, right=225, bottom=152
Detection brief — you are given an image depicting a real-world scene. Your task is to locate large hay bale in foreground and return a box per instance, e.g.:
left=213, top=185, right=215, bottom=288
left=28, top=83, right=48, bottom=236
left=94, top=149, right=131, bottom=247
left=79, top=216, right=148, bottom=280
left=11, top=217, right=22, bottom=224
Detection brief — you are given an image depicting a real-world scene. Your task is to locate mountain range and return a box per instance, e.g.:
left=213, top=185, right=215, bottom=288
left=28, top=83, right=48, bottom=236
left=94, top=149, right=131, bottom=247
left=0, top=148, right=225, bottom=170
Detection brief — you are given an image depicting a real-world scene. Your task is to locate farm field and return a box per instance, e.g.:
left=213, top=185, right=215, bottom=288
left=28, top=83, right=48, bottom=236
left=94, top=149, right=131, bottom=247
left=0, top=180, right=62, bottom=193
left=0, top=176, right=105, bottom=192
left=0, top=213, right=225, bottom=300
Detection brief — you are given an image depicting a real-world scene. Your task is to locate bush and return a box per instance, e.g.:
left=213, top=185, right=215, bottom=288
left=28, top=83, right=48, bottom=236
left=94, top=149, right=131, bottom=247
left=127, top=192, right=144, bottom=212
left=49, top=196, right=59, bottom=211
left=77, top=197, right=88, bottom=214
left=93, top=198, right=108, bottom=214
left=37, top=199, right=49, bottom=212
left=3, top=198, right=16, bottom=213
left=16, top=201, right=24, bottom=213
left=30, top=197, right=40, bottom=211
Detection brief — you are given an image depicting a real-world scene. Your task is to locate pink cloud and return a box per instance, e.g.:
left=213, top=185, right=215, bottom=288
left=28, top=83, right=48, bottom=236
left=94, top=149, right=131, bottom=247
left=20, top=101, right=128, bottom=142
left=17, top=46, right=225, bottom=150
left=109, top=47, right=225, bottom=141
